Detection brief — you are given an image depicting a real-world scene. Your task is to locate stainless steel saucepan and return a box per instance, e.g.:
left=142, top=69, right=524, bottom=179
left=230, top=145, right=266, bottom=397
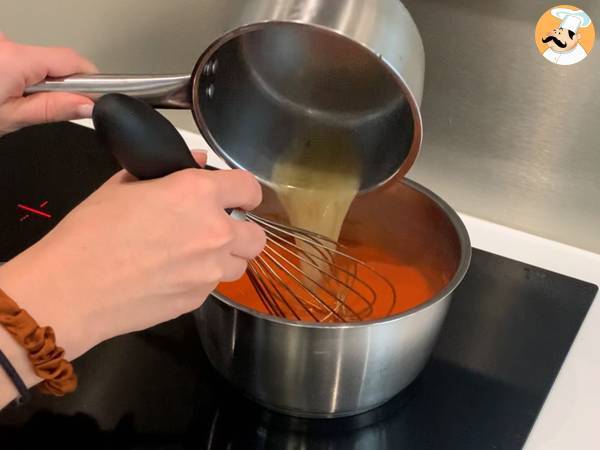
left=25, top=0, right=425, bottom=192
left=196, top=179, right=471, bottom=418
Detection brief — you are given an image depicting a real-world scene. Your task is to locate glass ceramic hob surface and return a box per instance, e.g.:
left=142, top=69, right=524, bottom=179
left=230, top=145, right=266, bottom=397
left=0, top=123, right=596, bottom=449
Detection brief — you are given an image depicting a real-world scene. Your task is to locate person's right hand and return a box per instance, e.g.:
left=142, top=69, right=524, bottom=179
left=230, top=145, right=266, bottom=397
left=0, top=155, right=266, bottom=362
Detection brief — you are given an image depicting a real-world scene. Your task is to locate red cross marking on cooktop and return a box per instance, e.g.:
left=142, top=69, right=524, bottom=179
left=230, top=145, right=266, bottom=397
left=18, top=200, right=52, bottom=221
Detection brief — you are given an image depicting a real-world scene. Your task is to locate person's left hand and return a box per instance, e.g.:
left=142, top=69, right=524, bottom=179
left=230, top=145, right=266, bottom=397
left=0, top=34, right=97, bottom=136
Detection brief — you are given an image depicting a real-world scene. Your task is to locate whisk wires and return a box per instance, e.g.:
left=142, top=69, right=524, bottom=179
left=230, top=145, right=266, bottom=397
left=244, top=213, right=397, bottom=323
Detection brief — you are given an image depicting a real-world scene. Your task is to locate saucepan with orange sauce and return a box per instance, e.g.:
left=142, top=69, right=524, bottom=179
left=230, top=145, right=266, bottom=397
left=195, top=178, right=471, bottom=418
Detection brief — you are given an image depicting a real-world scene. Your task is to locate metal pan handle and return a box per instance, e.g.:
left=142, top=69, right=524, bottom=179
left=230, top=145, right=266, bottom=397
left=24, top=74, right=193, bottom=109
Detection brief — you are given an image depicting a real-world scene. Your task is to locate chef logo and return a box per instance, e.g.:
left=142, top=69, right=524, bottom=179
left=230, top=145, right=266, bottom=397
left=535, top=5, right=594, bottom=65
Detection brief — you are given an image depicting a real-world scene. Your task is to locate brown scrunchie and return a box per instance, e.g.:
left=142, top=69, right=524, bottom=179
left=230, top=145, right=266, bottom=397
left=0, top=288, right=77, bottom=396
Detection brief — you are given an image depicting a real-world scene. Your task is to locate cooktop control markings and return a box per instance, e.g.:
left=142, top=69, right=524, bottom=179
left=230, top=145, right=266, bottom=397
left=17, top=200, right=52, bottom=221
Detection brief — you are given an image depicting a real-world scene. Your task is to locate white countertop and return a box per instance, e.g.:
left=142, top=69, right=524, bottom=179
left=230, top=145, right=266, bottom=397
left=76, top=119, right=600, bottom=449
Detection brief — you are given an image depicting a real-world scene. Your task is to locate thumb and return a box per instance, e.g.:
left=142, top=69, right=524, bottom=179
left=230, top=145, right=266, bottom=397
left=191, top=149, right=208, bottom=167
left=6, top=92, right=93, bottom=128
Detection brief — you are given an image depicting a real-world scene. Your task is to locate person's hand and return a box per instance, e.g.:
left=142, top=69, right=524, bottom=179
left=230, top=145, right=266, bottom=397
left=0, top=153, right=266, bottom=363
left=0, top=34, right=97, bottom=136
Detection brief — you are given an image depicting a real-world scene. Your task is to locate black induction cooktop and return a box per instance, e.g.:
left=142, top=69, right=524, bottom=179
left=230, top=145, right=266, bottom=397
left=0, top=123, right=120, bottom=261
left=0, top=123, right=597, bottom=449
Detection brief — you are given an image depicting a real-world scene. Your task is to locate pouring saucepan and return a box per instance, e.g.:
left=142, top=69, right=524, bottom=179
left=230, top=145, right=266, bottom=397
left=25, top=0, right=425, bottom=192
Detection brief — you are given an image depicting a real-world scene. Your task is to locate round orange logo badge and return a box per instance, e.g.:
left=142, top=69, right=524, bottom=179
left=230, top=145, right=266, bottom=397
left=535, top=5, right=595, bottom=65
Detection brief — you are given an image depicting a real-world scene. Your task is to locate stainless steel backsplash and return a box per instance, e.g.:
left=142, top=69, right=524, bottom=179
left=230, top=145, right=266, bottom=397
left=402, top=0, right=600, bottom=253
left=3, top=0, right=599, bottom=252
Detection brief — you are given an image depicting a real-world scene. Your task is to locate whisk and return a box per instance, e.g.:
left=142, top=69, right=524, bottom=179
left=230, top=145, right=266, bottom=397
left=93, top=94, right=396, bottom=323
left=240, top=211, right=396, bottom=322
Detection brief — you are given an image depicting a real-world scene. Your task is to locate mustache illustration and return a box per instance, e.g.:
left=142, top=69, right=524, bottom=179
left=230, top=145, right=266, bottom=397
left=542, top=35, right=567, bottom=48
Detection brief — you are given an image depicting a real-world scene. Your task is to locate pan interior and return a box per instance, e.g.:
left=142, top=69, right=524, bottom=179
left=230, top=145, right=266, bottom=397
left=194, top=22, right=417, bottom=191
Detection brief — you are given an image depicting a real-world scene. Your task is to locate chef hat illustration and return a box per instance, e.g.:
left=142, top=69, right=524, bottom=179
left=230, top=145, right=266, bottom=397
left=551, top=8, right=592, bottom=33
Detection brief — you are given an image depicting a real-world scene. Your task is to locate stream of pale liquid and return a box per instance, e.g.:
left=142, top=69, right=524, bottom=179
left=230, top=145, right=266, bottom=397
left=218, top=131, right=435, bottom=322
left=267, top=132, right=361, bottom=318
left=270, top=132, right=361, bottom=243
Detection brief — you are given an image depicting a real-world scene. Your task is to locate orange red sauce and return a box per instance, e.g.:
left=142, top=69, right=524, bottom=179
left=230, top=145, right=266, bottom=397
left=217, top=244, right=437, bottom=322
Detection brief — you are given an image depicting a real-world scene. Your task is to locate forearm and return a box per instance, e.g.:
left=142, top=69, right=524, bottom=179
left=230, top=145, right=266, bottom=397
left=0, top=324, right=41, bottom=409
left=0, top=251, right=84, bottom=409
